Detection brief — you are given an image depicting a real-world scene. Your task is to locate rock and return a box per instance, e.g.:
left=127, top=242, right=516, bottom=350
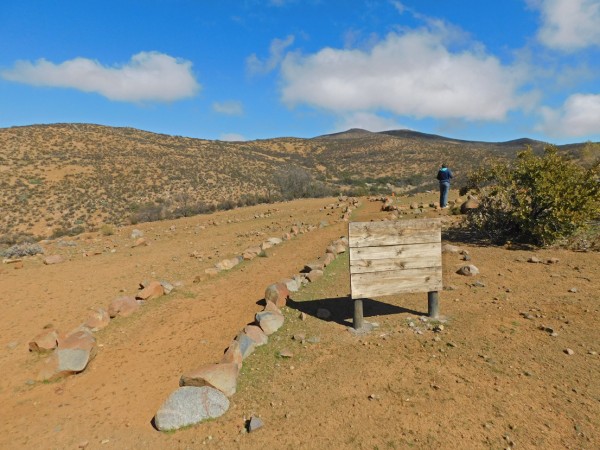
left=410, top=203, right=419, bottom=209
left=279, top=348, right=293, bottom=358
left=460, top=199, right=480, bottom=214
left=247, top=416, right=264, bottom=433
left=136, top=281, right=164, bottom=300
left=546, top=257, right=560, bottom=264
left=325, top=245, right=336, bottom=254
left=180, top=363, right=238, bottom=397
left=442, top=244, right=461, bottom=254
left=221, top=341, right=243, bottom=370
left=564, top=348, right=575, bottom=355
left=244, top=325, right=268, bottom=346
left=131, top=237, right=148, bottom=248
left=323, top=252, right=335, bottom=266
left=131, top=229, right=144, bottom=239
left=154, top=386, right=229, bottom=431
left=306, top=270, right=324, bottom=282
left=215, top=257, right=242, bottom=271
left=242, top=252, right=256, bottom=261
left=264, top=283, right=289, bottom=308
left=84, top=307, right=110, bottom=331
left=235, top=333, right=257, bottom=360
left=316, top=308, right=331, bottom=320
left=472, top=281, right=486, bottom=288
left=456, top=265, right=479, bottom=276
left=260, top=241, right=273, bottom=251
left=528, top=256, right=541, bottom=263
left=292, top=333, right=306, bottom=341
left=299, top=312, right=307, bottom=321
left=263, top=300, right=282, bottom=314
left=29, top=328, right=59, bottom=353
left=267, top=237, right=283, bottom=245
left=281, top=278, right=301, bottom=292
left=108, top=296, right=140, bottom=318
left=38, top=330, right=97, bottom=381
left=568, top=287, right=578, bottom=293
left=160, top=280, right=175, bottom=295
left=43, top=255, right=64, bottom=265
left=334, top=243, right=346, bottom=254
left=204, top=267, right=220, bottom=276
left=303, top=262, right=324, bottom=273
left=256, top=310, right=285, bottom=335
left=244, top=246, right=262, bottom=256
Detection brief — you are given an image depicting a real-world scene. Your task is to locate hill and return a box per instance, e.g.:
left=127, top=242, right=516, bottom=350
left=0, top=123, right=595, bottom=239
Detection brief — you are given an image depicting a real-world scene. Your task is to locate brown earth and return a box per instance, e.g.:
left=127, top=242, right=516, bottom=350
left=1, top=194, right=598, bottom=449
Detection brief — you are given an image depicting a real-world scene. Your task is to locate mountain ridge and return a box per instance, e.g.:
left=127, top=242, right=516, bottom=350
left=0, top=123, right=595, bottom=239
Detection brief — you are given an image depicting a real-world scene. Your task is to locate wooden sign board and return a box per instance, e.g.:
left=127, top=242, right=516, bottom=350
left=349, top=219, right=442, bottom=299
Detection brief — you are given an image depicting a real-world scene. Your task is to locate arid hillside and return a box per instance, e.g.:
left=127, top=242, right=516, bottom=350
left=0, top=123, right=594, bottom=240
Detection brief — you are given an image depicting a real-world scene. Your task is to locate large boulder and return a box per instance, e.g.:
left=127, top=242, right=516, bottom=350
left=108, top=296, right=140, bottom=318
left=281, top=278, right=301, bottom=293
left=180, top=363, right=239, bottom=397
left=264, top=283, right=289, bottom=308
left=154, top=386, right=229, bottom=432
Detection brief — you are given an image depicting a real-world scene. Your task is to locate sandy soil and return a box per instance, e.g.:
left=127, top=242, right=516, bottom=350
left=1, top=194, right=598, bottom=450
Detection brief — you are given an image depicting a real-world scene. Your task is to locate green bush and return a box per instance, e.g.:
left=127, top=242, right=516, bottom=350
left=464, top=146, right=599, bottom=246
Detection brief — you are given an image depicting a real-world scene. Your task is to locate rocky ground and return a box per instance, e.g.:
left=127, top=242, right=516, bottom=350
left=1, top=194, right=598, bottom=449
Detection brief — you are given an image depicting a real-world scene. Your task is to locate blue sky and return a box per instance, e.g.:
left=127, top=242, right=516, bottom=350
left=1, top=0, right=599, bottom=144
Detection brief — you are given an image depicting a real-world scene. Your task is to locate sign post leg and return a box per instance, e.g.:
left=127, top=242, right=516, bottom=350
left=428, top=291, right=439, bottom=319
left=353, top=299, right=364, bottom=330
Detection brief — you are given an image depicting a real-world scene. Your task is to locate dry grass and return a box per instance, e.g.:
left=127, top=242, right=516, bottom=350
left=0, top=123, right=592, bottom=241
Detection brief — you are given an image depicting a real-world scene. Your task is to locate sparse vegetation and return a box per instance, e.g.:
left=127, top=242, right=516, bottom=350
left=464, top=146, right=600, bottom=246
left=0, top=123, right=596, bottom=239
left=2, top=242, right=44, bottom=258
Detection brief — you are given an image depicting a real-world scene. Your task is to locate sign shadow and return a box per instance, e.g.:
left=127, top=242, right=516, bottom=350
left=286, top=296, right=426, bottom=327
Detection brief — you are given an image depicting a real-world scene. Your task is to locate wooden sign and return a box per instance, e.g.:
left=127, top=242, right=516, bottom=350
left=349, top=219, right=442, bottom=299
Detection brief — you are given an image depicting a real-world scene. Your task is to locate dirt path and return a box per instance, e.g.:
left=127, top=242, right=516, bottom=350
left=1, top=194, right=598, bottom=450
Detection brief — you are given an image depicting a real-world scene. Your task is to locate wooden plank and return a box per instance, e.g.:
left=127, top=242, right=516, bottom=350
left=350, top=254, right=441, bottom=274
left=349, top=242, right=439, bottom=263
left=349, top=219, right=441, bottom=248
left=350, top=266, right=443, bottom=298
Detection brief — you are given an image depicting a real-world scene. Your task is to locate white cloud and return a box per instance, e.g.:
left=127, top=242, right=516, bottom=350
left=1, top=51, right=200, bottom=102
left=529, top=0, right=600, bottom=51
left=334, top=112, right=407, bottom=132
left=390, top=1, right=406, bottom=14
left=247, top=35, right=295, bottom=75
left=280, top=26, right=526, bottom=121
left=213, top=101, right=244, bottom=115
left=539, top=93, right=600, bottom=136
left=220, top=133, right=246, bottom=141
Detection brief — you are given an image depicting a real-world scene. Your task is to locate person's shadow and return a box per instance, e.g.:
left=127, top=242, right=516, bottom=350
left=285, top=295, right=426, bottom=327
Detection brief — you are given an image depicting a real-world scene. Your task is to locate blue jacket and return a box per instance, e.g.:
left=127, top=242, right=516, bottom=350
left=437, top=167, right=453, bottom=183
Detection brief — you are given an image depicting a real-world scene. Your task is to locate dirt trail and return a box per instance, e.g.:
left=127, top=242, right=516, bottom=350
left=1, top=194, right=598, bottom=450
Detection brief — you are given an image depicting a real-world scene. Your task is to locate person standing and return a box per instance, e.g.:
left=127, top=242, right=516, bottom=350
left=436, top=164, right=453, bottom=208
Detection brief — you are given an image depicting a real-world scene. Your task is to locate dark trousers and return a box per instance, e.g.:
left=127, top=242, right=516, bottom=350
left=439, top=182, right=450, bottom=207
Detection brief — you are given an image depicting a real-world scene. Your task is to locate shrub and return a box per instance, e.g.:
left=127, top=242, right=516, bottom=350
left=99, top=224, right=115, bottom=236
left=464, top=146, right=600, bottom=246
left=2, top=242, right=44, bottom=258
left=275, top=166, right=334, bottom=200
